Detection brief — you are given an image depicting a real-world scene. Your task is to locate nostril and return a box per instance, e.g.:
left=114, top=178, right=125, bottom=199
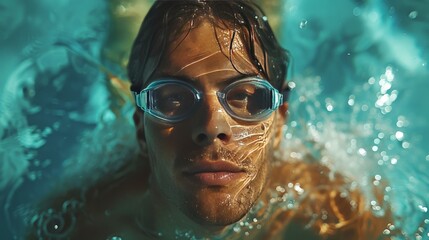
left=217, top=133, right=228, bottom=141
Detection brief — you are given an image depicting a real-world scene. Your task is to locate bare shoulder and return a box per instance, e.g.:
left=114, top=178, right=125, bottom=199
left=265, top=160, right=391, bottom=240
left=26, top=164, right=150, bottom=239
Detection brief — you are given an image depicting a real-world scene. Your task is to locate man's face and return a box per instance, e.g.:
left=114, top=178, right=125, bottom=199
left=137, top=21, right=285, bottom=226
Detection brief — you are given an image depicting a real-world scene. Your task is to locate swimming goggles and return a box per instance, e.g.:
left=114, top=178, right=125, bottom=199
left=133, top=77, right=290, bottom=123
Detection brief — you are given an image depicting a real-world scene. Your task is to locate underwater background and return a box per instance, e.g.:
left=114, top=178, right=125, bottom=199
left=0, top=0, right=428, bottom=239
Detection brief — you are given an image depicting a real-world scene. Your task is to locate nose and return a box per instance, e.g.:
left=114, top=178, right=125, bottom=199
left=191, top=95, right=232, bottom=146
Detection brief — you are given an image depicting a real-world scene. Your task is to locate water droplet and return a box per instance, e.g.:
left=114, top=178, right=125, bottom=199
left=353, top=7, right=362, bottom=16
left=395, top=131, right=404, bottom=141
left=262, top=16, right=268, bottom=21
left=288, top=81, right=296, bottom=89
left=418, top=205, right=428, bottom=213
left=358, top=148, right=367, bottom=156
left=108, top=236, right=122, bottom=240
left=408, top=11, right=418, bottom=19
left=299, top=20, right=308, bottom=29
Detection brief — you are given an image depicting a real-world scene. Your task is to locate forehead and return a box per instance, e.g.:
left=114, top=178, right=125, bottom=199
left=154, top=20, right=259, bottom=82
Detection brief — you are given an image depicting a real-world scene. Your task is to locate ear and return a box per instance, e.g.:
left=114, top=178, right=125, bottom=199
left=133, top=110, right=146, bottom=148
left=273, top=102, right=288, bottom=148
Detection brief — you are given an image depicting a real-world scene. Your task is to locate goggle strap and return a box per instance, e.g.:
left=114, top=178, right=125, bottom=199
left=133, top=91, right=149, bottom=111
left=281, top=86, right=291, bottom=103
left=271, top=86, right=291, bottom=109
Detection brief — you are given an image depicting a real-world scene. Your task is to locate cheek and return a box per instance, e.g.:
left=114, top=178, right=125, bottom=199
left=144, top=119, right=182, bottom=185
left=227, top=117, right=275, bottom=193
left=228, top=117, right=275, bottom=169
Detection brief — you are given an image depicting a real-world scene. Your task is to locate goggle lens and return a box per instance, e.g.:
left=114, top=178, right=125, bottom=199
left=224, top=81, right=271, bottom=119
left=134, top=78, right=287, bottom=123
left=152, top=83, right=196, bottom=119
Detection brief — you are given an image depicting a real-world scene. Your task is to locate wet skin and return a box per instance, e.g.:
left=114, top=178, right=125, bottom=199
left=133, top=20, right=287, bottom=237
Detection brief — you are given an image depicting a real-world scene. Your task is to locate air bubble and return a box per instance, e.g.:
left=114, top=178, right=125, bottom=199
left=418, top=205, right=428, bottom=213
left=358, top=148, right=367, bottom=156
left=401, top=142, right=410, bottom=149
left=299, top=20, right=308, bottom=29
left=108, top=237, right=122, bottom=240
left=395, top=131, right=404, bottom=141
left=408, top=11, right=418, bottom=19
left=353, top=7, right=362, bottom=16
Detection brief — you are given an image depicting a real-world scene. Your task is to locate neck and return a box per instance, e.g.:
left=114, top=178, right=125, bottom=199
left=136, top=185, right=232, bottom=239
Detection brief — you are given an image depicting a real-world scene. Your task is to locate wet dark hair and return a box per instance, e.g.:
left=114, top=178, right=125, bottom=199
left=128, top=0, right=289, bottom=92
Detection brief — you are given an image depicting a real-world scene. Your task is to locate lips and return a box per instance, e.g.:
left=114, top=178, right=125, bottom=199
left=183, top=161, right=246, bottom=186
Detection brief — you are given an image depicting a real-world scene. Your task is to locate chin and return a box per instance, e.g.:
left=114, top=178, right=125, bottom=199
left=181, top=184, right=259, bottom=227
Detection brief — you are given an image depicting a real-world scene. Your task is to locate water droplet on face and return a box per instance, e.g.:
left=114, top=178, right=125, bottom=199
left=299, top=20, right=308, bottom=29
left=408, top=11, right=418, bottom=19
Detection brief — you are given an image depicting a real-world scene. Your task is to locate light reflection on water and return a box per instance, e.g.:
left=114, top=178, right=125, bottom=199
left=0, top=0, right=428, bottom=239
left=282, top=0, right=429, bottom=238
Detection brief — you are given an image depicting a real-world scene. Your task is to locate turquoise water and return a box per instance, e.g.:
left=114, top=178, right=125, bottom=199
left=0, top=0, right=428, bottom=239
